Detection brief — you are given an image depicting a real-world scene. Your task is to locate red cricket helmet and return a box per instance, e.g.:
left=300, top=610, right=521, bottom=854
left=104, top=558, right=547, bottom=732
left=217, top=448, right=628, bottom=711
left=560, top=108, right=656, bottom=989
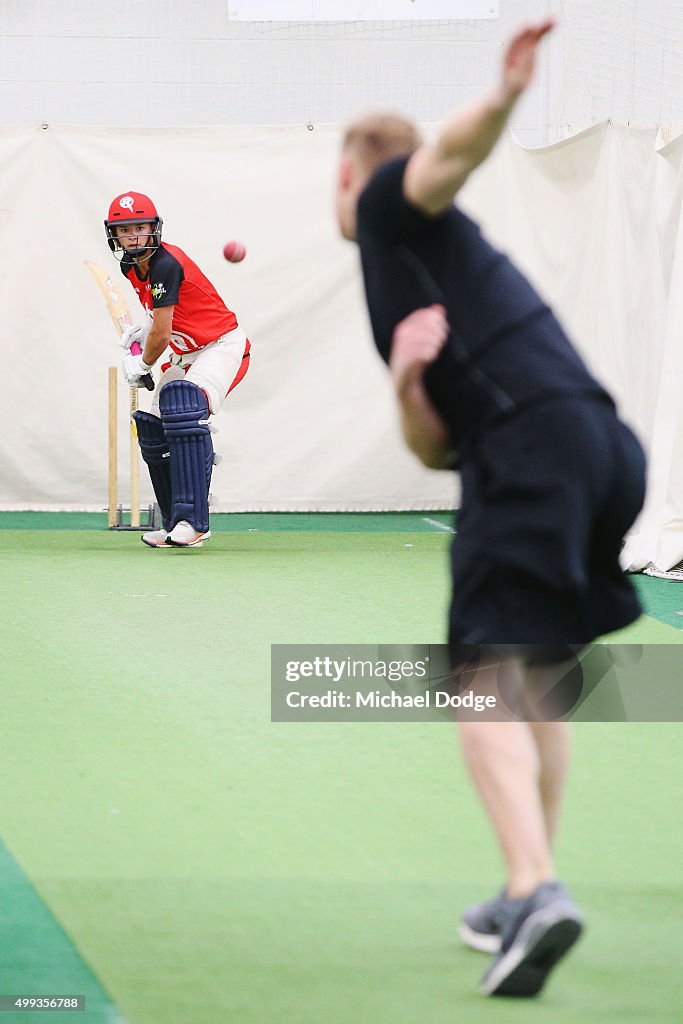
left=104, top=191, right=163, bottom=257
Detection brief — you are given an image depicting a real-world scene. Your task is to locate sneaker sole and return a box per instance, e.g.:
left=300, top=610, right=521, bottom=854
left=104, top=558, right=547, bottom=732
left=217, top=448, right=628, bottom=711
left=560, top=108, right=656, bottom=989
left=458, top=922, right=502, bottom=955
left=141, top=538, right=173, bottom=548
left=166, top=530, right=210, bottom=548
left=480, top=906, right=584, bottom=997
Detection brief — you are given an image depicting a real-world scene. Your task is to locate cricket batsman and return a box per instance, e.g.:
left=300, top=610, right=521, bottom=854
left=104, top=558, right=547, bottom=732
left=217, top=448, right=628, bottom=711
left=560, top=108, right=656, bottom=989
left=105, top=191, right=251, bottom=548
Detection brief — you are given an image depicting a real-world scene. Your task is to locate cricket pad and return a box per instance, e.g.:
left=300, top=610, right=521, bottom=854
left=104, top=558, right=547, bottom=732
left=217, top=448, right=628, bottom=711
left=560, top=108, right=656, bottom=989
left=133, top=411, right=172, bottom=532
left=159, top=380, right=214, bottom=533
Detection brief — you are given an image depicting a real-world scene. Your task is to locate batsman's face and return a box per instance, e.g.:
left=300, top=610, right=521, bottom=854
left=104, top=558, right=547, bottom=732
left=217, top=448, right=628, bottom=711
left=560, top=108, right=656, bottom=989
left=114, top=222, right=154, bottom=250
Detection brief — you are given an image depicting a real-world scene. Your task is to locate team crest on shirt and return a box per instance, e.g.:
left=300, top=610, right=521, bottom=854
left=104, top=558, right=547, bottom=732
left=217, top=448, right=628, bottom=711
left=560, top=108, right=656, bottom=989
left=152, top=283, right=166, bottom=300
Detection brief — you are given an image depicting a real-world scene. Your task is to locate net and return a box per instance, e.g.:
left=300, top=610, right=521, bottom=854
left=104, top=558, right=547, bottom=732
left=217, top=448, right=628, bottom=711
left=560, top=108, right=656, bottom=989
left=553, top=0, right=683, bottom=140
left=227, top=17, right=504, bottom=124
left=225, top=1, right=683, bottom=137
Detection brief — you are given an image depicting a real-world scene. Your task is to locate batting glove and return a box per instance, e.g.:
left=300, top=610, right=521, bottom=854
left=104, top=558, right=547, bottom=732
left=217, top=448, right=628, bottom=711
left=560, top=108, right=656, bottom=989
left=122, top=352, right=154, bottom=386
left=119, top=322, right=151, bottom=351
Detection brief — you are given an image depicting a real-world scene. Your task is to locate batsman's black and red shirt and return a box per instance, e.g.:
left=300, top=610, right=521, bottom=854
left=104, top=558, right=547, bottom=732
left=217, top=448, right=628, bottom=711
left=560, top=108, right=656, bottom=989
left=121, top=242, right=238, bottom=354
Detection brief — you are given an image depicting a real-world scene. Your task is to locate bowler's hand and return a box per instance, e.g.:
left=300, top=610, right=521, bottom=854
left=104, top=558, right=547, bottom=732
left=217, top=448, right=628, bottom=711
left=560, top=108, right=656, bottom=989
left=390, top=304, right=449, bottom=394
left=501, top=19, right=556, bottom=101
left=390, top=305, right=454, bottom=470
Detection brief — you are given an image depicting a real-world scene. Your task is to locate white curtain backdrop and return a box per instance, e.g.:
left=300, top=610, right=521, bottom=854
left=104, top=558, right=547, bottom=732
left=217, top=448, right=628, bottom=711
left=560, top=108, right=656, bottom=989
left=0, top=122, right=682, bottom=569
left=461, top=122, right=683, bottom=573
left=0, top=124, right=456, bottom=514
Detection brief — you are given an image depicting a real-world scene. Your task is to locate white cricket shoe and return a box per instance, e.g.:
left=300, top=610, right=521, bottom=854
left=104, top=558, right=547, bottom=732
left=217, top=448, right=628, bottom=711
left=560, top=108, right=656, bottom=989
left=141, top=528, right=172, bottom=548
left=166, top=520, right=210, bottom=547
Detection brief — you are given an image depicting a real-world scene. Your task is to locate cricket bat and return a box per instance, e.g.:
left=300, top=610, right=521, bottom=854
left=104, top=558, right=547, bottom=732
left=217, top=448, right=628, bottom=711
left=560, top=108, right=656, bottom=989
left=85, top=261, right=155, bottom=391
left=86, top=260, right=154, bottom=529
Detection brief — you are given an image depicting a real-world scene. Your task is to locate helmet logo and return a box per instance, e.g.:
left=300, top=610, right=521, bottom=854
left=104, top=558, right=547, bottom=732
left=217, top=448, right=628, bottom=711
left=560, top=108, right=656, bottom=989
left=119, top=196, right=135, bottom=210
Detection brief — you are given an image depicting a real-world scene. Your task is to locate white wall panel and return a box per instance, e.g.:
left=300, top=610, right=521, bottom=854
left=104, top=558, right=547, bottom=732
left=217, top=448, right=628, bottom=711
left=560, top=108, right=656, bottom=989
left=227, top=0, right=499, bottom=20
left=0, top=0, right=548, bottom=138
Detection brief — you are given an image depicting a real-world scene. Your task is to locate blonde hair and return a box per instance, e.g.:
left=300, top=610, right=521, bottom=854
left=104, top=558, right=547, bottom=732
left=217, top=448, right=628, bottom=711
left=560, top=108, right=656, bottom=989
left=342, top=113, right=422, bottom=176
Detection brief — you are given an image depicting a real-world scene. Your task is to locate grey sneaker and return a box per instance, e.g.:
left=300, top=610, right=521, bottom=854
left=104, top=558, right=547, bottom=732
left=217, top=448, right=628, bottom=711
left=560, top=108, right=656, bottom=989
left=460, top=890, right=525, bottom=954
left=141, top=528, right=172, bottom=548
left=166, top=521, right=210, bottom=548
left=480, top=880, right=584, bottom=997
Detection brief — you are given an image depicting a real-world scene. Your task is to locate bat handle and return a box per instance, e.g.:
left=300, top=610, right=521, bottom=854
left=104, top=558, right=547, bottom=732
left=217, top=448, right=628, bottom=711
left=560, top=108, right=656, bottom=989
left=130, top=340, right=156, bottom=392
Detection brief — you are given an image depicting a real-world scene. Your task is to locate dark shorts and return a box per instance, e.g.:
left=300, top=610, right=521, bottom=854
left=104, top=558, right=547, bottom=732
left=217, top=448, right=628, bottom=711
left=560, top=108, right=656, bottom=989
left=448, top=395, right=646, bottom=664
